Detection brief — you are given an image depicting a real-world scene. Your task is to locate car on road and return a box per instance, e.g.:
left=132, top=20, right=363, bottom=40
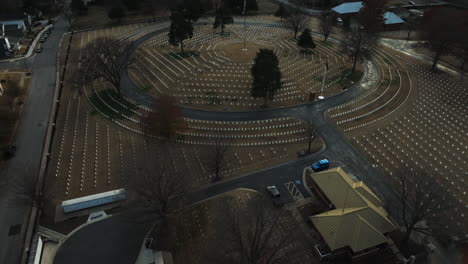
left=36, top=47, right=42, bottom=53
left=311, top=159, right=330, bottom=172
left=337, top=17, right=343, bottom=23
left=267, top=186, right=280, bottom=197
left=408, top=1, right=416, bottom=5
left=40, top=38, right=46, bottom=43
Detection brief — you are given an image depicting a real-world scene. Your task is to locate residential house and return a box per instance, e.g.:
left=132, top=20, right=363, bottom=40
left=307, top=167, right=398, bottom=261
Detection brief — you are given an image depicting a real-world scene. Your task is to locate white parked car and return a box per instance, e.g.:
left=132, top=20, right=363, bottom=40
left=267, top=186, right=280, bottom=198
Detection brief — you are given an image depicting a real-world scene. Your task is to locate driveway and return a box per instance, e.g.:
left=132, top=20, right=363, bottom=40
left=0, top=18, right=67, bottom=264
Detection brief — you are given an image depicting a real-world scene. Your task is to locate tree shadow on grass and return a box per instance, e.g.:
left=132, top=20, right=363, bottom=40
left=88, top=88, right=136, bottom=120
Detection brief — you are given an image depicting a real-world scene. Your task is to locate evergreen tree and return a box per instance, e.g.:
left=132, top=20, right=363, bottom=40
left=168, top=9, right=194, bottom=53
left=274, top=4, right=289, bottom=22
left=251, top=49, right=282, bottom=106
left=298, top=28, right=315, bottom=52
left=213, top=3, right=234, bottom=34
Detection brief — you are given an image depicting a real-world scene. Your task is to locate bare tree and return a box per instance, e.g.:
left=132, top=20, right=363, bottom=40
left=304, top=120, right=318, bottom=154
left=417, top=8, right=462, bottom=71
left=203, top=138, right=231, bottom=182
left=286, top=5, right=310, bottom=39
left=82, top=37, right=135, bottom=97
left=318, top=12, right=333, bottom=43
left=128, top=143, right=186, bottom=218
left=341, top=24, right=377, bottom=73
left=394, top=169, right=441, bottom=245
left=227, top=197, right=300, bottom=264
left=139, top=96, right=187, bottom=142
left=58, top=0, right=74, bottom=31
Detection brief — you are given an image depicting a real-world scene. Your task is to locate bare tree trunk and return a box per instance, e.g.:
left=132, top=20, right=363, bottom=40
left=116, top=80, right=121, bottom=97
left=352, top=48, right=359, bottom=73
left=432, top=45, right=443, bottom=71
left=402, top=226, right=413, bottom=245
left=431, top=53, right=440, bottom=71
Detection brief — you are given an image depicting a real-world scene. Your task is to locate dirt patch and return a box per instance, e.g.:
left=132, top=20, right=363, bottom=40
left=221, top=41, right=269, bottom=63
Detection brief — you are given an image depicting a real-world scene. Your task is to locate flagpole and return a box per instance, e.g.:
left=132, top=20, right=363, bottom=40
left=319, top=59, right=328, bottom=99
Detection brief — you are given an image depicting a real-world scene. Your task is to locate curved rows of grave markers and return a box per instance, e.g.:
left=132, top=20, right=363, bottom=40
left=46, top=22, right=314, bottom=201
left=129, top=24, right=350, bottom=109
left=45, top=19, right=467, bottom=235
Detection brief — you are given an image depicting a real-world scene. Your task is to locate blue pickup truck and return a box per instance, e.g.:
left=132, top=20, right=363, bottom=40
left=311, top=159, right=330, bottom=172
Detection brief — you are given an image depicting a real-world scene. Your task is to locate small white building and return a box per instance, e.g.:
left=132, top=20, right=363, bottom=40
left=0, top=37, right=12, bottom=58
left=0, top=19, right=28, bottom=33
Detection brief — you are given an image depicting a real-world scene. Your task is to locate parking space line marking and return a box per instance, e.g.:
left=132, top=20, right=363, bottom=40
left=284, top=181, right=304, bottom=201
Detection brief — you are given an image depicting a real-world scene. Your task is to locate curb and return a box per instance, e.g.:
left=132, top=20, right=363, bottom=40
left=20, top=30, right=70, bottom=264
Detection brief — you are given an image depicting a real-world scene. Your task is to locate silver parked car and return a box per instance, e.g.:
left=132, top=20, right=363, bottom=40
left=267, top=186, right=280, bottom=198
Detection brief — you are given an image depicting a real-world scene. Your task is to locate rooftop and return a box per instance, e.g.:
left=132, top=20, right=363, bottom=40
left=331, top=1, right=405, bottom=24
left=309, top=167, right=397, bottom=253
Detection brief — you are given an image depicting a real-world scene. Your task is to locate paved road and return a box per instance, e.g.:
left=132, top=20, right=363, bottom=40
left=0, top=18, right=67, bottom=264
left=54, top=21, right=408, bottom=263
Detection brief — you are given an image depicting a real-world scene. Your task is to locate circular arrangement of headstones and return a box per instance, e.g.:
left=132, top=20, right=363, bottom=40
left=129, top=23, right=352, bottom=110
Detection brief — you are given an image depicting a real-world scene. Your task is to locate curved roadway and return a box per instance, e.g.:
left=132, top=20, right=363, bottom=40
left=55, top=22, right=404, bottom=264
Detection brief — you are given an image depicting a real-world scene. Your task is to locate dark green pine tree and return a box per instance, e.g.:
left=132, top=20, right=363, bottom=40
left=168, top=9, right=194, bottom=53
left=274, top=4, right=290, bottom=22
left=213, top=4, right=234, bottom=34
left=298, top=28, right=315, bottom=52
left=251, top=49, right=282, bottom=106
